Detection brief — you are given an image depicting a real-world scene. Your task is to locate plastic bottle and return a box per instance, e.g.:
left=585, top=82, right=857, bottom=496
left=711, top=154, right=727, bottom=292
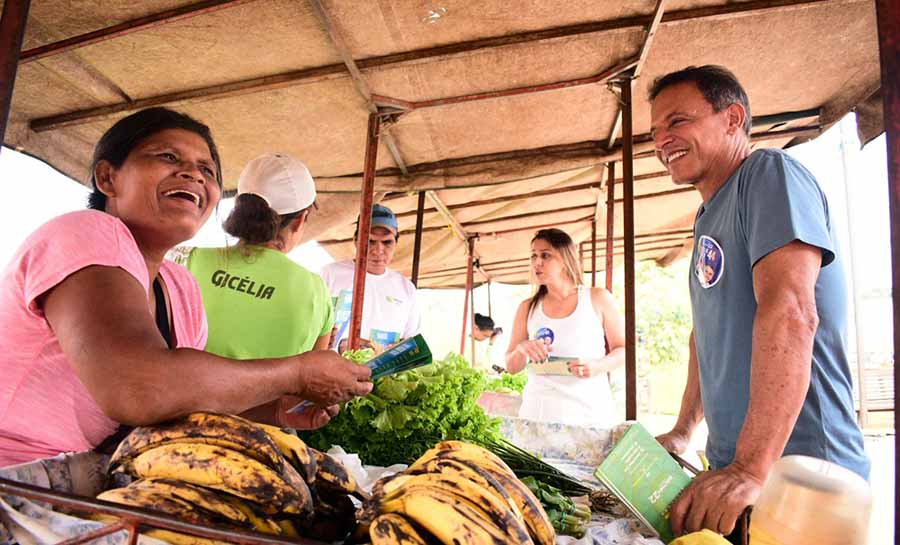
left=749, top=455, right=871, bottom=545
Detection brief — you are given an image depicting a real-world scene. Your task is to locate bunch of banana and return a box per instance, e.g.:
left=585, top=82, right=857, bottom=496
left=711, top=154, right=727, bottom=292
left=362, top=440, right=556, bottom=545
left=97, top=412, right=363, bottom=545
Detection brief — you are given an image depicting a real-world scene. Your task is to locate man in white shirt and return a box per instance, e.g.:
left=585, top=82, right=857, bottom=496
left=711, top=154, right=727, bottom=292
left=321, top=204, right=421, bottom=352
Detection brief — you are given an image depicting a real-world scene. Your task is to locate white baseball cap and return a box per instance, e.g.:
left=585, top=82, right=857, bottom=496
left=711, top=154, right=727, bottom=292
left=237, top=153, right=316, bottom=215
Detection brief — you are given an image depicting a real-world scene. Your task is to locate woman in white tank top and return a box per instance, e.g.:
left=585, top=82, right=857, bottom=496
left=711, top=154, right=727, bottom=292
left=505, top=228, right=625, bottom=428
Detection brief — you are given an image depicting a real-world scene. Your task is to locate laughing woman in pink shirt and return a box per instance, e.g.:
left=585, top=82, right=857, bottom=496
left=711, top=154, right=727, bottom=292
left=0, top=108, right=372, bottom=467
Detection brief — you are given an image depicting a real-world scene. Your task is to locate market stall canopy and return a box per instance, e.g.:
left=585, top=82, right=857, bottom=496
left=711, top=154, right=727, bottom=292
left=4, top=0, right=882, bottom=288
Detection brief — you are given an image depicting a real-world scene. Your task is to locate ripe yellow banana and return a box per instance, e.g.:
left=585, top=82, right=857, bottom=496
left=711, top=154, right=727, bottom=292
left=96, top=485, right=212, bottom=527
left=410, top=442, right=555, bottom=545
left=310, top=448, right=367, bottom=499
left=90, top=514, right=228, bottom=545
left=123, top=478, right=249, bottom=525
left=379, top=487, right=514, bottom=545
left=476, top=467, right=555, bottom=545
left=432, top=441, right=516, bottom=476
left=108, top=412, right=285, bottom=473
left=145, top=529, right=228, bottom=545
left=276, top=520, right=300, bottom=538
left=126, top=443, right=313, bottom=515
left=370, top=514, right=430, bottom=545
left=220, top=495, right=283, bottom=535
left=381, top=474, right=531, bottom=545
left=254, top=423, right=317, bottom=484
left=412, top=456, right=524, bottom=522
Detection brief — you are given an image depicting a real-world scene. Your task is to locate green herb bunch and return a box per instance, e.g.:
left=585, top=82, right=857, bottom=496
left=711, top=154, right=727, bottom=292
left=520, top=477, right=592, bottom=537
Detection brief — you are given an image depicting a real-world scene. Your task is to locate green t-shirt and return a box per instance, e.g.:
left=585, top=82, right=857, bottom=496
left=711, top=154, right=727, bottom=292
left=184, top=246, right=334, bottom=359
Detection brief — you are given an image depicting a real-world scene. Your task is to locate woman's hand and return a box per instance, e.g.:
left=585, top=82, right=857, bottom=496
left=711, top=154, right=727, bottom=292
left=514, top=337, right=552, bottom=363
left=567, top=359, right=594, bottom=378
left=275, top=396, right=340, bottom=430
left=294, top=350, right=373, bottom=406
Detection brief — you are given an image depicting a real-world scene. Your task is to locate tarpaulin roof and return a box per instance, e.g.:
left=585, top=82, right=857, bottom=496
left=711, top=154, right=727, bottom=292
left=4, top=0, right=883, bottom=288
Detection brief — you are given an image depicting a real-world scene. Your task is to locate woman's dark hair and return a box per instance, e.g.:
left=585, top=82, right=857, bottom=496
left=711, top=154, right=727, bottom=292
left=527, top=228, right=582, bottom=318
left=474, top=313, right=495, bottom=331
left=87, top=107, right=222, bottom=211
left=223, top=194, right=309, bottom=246
left=648, top=65, right=752, bottom=135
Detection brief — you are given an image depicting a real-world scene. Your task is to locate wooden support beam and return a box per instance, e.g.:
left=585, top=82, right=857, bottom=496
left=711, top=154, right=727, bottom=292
left=873, top=0, right=900, bottom=538
left=348, top=114, right=380, bottom=350
left=26, top=0, right=837, bottom=131
left=411, top=191, right=425, bottom=286
left=0, top=0, right=30, bottom=152
left=421, top=233, right=692, bottom=279
left=19, top=0, right=255, bottom=64
left=621, top=78, right=638, bottom=421
left=372, top=57, right=637, bottom=111
left=591, top=219, right=598, bottom=287
left=605, top=161, right=616, bottom=290
left=309, top=0, right=410, bottom=175
left=395, top=170, right=669, bottom=219
left=450, top=242, right=685, bottom=280
left=461, top=238, right=475, bottom=354
left=606, top=0, right=667, bottom=148
left=318, top=121, right=817, bottom=194
left=427, top=191, right=491, bottom=282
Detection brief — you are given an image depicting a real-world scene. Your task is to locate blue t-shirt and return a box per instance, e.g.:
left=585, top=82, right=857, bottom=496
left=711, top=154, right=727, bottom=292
left=690, top=149, right=869, bottom=479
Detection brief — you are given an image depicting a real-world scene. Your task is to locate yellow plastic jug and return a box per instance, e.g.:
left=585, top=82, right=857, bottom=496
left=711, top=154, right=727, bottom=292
left=749, top=455, right=871, bottom=545
left=669, top=529, right=731, bottom=545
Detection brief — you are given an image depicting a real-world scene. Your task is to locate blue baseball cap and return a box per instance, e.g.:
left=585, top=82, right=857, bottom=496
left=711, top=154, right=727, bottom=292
left=369, top=204, right=398, bottom=235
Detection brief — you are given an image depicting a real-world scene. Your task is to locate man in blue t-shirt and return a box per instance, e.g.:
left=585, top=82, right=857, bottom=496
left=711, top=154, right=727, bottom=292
left=648, top=65, right=870, bottom=539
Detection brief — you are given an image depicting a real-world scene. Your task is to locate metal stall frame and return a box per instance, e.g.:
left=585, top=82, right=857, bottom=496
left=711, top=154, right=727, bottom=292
left=0, top=477, right=323, bottom=545
left=1, top=1, right=898, bottom=540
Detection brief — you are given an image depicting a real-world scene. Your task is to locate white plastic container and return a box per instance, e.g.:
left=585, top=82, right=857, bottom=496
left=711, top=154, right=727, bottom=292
left=749, top=455, right=871, bottom=545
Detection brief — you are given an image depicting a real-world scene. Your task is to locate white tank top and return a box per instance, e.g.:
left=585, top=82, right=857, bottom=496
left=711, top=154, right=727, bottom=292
left=519, top=286, right=615, bottom=428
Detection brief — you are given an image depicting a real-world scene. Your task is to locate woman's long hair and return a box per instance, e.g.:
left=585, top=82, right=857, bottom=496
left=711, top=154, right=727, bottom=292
left=527, top=228, right=583, bottom=318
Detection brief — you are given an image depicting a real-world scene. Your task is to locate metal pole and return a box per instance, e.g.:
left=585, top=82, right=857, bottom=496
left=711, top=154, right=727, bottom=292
left=461, top=238, right=475, bottom=355
left=873, top=1, right=899, bottom=541
left=487, top=280, right=493, bottom=317
left=621, top=79, right=638, bottom=421
left=591, top=219, right=598, bottom=287
left=605, top=161, right=616, bottom=291
left=0, top=0, right=30, bottom=153
left=838, top=116, right=869, bottom=428
left=470, top=278, right=477, bottom=368
left=349, top=114, right=380, bottom=350
left=579, top=243, right=585, bottom=277
left=411, top=191, right=425, bottom=286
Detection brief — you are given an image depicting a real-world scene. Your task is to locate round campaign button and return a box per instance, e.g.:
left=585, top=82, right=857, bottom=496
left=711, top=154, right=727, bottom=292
left=535, top=327, right=555, bottom=344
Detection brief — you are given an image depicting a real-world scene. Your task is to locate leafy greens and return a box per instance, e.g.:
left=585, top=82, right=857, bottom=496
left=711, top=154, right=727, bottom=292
left=300, top=352, right=501, bottom=466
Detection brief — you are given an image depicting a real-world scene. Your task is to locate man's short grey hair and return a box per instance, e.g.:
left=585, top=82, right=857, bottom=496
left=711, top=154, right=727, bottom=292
left=648, top=65, right=752, bottom=135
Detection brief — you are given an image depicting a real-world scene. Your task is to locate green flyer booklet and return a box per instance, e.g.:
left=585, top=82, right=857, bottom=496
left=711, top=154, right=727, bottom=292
left=288, top=335, right=432, bottom=413
left=528, top=356, right=603, bottom=376
left=594, top=422, right=693, bottom=543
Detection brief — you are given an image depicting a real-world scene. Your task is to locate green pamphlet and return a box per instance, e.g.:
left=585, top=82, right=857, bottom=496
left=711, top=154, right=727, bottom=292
left=288, top=335, right=433, bottom=413
left=594, top=422, right=693, bottom=543
left=528, top=356, right=603, bottom=376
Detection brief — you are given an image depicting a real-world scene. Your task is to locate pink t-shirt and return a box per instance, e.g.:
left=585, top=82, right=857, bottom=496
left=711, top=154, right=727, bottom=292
left=0, top=210, right=207, bottom=467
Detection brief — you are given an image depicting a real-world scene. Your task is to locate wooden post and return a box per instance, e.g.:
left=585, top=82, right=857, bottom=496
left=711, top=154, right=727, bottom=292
left=591, top=219, right=597, bottom=287
left=605, top=161, right=616, bottom=291
left=0, top=0, right=30, bottom=153
left=348, top=113, right=380, bottom=350
left=621, top=79, right=638, bottom=421
left=873, top=0, right=899, bottom=540
left=411, top=191, right=425, bottom=287
left=460, top=237, right=475, bottom=355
